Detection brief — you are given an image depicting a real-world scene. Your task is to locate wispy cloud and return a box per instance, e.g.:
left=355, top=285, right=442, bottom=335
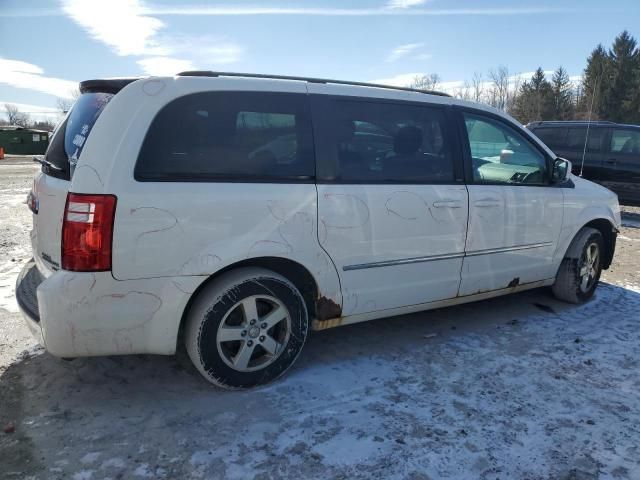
left=155, top=34, right=244, bottom=65
left=0, top=58, right=78, bottom=98
left=1, top=3, right=570, bottom=18
left=387, top=43, right=429, bottom=62
left=137, top=57, right=195, bottom=75
left=386, top=0, right=427, bottom=9
left=61, top=0, right=243, bottom=75
left=61, top=0, right=167, bottom=56
left=140, top=5, right=567, bottom=16
left=371, top=72, right=426, bottom=87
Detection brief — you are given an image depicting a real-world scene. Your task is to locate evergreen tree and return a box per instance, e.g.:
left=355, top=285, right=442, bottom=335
left=551, top=66, right=575, bottom=120
left=604, top=30, right=639, bottom=122
left=512, top=68, right=553, bottom=123
left=623, top=66, right=640, bottom=124
left=579, top=44, right=610, bottom=120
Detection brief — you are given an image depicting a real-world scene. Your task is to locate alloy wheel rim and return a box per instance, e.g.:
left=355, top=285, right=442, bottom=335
left=216, top=295, right=291, bottom=372
left=578, top=242, right=600, bottom=293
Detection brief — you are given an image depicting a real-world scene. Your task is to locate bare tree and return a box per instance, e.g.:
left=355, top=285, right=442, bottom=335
left=488, top=66, right=510, bottom=111
left=4, top=104, right=31, bottom=127
left=471, top=72, right=484, bottom=103
left=56, top=88, right=80, bottom=115
left=409, top=73, right=441, bottom=91
left=453, top=81, right=472, bottom=101
left=32, top=120, right=56, bottom=132
left=507, top=73, right=523, bottom=114
left=56, top=97, right=74, bottom=114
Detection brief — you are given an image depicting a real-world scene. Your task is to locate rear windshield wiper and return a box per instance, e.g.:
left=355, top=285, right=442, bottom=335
left=33, top=155, right=63, bottom=172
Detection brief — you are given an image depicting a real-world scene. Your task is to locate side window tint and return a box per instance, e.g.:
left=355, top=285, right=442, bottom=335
left=566, top=127, right=587, bottom=149
left=586, top=128, right=605, bottom=152
left=327, top=100, right=454, bottom=183
left=610, top=129, right=640, bottom=154
left=532, top=127, right=566, bottom=149
left=564, top=127, right=604, bottom=152
left=136, top=92, right=314, bottom=181
left=464, top=113, right=548, bottom=185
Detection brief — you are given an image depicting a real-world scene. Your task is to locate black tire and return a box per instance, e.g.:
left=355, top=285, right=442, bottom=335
left=185, top=267, right=309, bottom=389
left=552, top=227, right=604, bottom=304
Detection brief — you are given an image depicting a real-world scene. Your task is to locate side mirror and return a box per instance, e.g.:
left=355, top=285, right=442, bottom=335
left=552, top=157, right=571, bottom=183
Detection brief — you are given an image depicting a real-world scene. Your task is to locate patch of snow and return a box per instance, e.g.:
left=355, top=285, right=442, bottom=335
left=101, top=458, right=125, bottom=469
left=72, top=471, right=94, bottom=480
left=133, top=463, right=153, bottom=478
left=0, top=193, right=27, bottom=209
left=80, top=452, right=101, bottom=464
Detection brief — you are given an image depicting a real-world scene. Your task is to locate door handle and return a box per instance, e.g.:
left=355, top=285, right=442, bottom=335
left=606, top=158, right=617, bottom=165
left=474, top=199, right=502, bottom=208
left=433, top=200, right=462, bottom=208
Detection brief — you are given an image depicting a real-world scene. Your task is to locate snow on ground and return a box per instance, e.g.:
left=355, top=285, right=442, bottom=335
left=0, top=246, right=28, bottom=313
left=0, top=161, right=34, bottom=313
left=1, top=158, right=640, bottom=479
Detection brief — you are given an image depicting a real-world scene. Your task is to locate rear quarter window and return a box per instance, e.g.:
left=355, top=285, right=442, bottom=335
left=135, top=91, right=315, bottom=182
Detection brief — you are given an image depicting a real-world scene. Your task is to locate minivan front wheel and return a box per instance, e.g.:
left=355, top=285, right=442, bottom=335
left=552, top=227, right=604, bottom=304
left=185, top=267, right=309, bottom=388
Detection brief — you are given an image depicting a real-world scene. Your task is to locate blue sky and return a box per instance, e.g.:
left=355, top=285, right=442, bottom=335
left=1, top=0, right=639, bottom=121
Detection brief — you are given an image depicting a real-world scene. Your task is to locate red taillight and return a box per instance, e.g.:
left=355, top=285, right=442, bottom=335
left=62, top=193, right=117, bottom=272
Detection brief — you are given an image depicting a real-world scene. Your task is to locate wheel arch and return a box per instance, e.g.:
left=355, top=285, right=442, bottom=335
left=582, top=218, right=617, bottom=269
left=559, top=217, right=617, bottom=270
left=176, top=256, right=340, bottom=348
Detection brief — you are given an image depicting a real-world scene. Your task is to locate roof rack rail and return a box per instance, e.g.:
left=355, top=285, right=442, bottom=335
left=176, top=71, right=451, bottom=97
left=533, top=120, right=615, bottom=125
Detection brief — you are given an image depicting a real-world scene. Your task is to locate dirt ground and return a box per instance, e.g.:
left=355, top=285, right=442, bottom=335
left=1, top=156, right=639, bottom=479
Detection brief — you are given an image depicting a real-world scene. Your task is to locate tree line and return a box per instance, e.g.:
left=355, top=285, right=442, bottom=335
left=1, top=103, right=57, bottom=131
left=1, top=90, right=79, bottom=132
left=410, top=30, right=640, bottom=126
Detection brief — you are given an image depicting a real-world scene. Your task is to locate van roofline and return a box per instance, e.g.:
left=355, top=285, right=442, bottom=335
left=176, top=70, right=451, bottom=97
left=79, top=73, right=452, bottom=98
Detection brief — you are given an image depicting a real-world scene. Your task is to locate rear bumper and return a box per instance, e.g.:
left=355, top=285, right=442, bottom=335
left=15, top=259, right=203, bottom=358
left=15, top=259, right=45, bottom=346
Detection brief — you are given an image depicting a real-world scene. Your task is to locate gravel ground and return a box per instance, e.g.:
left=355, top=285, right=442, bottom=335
left=1, top=156, right=639, bottom=479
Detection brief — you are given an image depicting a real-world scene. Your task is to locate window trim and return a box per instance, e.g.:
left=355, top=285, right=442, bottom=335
left=311, top=94, right=465, bottom=185
left=134, top=90, right=317, bottom=184
left=455, top=106, right=554, bottom=187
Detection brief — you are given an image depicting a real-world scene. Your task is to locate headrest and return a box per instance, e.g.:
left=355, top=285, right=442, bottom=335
left=394, top=126, right=423, bottom=155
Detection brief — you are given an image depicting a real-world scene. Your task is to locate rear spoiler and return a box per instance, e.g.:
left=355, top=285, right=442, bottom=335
left=79, top=78, right=141, bottom=94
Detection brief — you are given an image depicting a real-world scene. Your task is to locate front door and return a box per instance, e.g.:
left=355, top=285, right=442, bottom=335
left=310, top=90, right=468, bottom=316
left=458, top=110, right=564, bottom=295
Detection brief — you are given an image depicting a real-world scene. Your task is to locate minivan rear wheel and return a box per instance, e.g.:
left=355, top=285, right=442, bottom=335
left=552, top=227, right=604, bottom=304
left=184, top=267, right=309, bottom=388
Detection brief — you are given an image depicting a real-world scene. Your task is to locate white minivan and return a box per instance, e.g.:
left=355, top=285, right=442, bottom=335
left=17, top=72, right=620, bottom=388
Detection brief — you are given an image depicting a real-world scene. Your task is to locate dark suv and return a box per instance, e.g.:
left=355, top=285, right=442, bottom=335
left=527, top=121, right=640, bottom=206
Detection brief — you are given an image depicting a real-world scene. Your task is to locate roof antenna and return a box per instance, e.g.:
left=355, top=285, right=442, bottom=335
left=580, top=73, right=600, bottom=177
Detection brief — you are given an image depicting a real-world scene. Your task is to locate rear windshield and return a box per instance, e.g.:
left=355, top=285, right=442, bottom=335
left=44, top=92, right=113, bottom=179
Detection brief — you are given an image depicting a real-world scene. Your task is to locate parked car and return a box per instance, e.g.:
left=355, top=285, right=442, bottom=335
left=16, top=72, right=620, bottom=388
left=527, top=120, right=640, bottom=206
